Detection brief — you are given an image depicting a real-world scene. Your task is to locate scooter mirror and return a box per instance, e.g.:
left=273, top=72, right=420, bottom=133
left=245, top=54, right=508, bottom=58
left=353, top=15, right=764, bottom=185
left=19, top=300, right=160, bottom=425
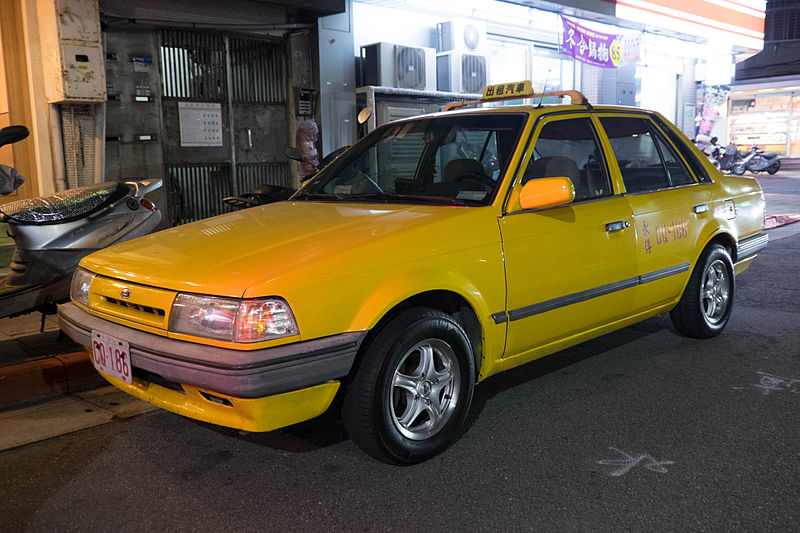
left=0, top=125, right=29, bottom=149
left=357, top=107, right=372, bottom=125
left=285, top=146, right=303, bottom=162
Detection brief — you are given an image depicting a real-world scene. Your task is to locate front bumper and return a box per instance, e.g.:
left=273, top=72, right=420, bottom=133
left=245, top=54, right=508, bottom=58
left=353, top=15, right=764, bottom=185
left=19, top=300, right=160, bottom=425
left=96, top=370, right=342, bottom=432
left=58, top=302, right=365, bottom=399
left=59, top=302, right=366, bottom=431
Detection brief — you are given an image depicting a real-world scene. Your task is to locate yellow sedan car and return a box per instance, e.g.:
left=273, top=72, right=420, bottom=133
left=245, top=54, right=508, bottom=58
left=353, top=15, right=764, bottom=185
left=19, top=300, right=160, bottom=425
left=59, top=82, right=767, bottom=464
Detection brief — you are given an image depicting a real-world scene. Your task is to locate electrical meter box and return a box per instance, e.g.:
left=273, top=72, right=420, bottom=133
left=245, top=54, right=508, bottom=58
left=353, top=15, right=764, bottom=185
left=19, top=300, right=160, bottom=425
left=38, top=0, right=106, bottom=103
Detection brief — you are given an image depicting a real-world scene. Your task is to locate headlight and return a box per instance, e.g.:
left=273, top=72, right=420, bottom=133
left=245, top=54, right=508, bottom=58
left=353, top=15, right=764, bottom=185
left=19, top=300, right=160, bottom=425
left=70, top=267, right=96, bottom=307
left=169, top=293, right=299, bottom=343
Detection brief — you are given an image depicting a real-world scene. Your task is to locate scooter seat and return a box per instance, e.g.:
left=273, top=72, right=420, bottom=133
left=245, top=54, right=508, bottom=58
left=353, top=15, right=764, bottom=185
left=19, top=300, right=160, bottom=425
left=762, top=152, right=779, bottom=159
left=0, top=181, right=130, bottom=225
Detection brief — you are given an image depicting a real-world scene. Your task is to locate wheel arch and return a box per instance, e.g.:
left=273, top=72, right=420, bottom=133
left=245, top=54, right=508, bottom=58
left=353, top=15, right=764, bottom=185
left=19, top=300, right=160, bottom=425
left=703, top=230, right=737, bottom=262
left=350, top=289, right=486, bottom=381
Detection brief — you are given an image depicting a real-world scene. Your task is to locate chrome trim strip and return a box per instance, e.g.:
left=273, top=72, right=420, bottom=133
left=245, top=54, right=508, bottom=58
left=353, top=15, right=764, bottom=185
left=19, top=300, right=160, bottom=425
left=508, top=276, right=638, bottom=321
left=638, top=262, right=690, bottom=284
left=506, top=263, right=691, bottom=322
left=737, top=233, right=769, bottom=260
left=491, top=311, right=508, bottom=324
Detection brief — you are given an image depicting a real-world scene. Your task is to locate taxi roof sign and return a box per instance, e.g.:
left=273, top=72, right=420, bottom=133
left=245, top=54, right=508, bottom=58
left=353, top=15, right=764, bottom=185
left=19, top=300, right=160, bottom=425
left=442, top=81, right=590, bottom=111
left=483, top=81, right=534, bottom=99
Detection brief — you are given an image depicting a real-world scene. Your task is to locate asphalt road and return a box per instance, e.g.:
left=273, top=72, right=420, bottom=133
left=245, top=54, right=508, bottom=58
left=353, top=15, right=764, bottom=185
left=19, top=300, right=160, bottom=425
left=1, top=178, right=798, bottom=532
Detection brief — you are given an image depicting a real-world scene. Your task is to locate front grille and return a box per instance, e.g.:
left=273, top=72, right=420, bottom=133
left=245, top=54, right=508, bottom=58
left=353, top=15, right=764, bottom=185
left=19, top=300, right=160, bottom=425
left=104, top=296, right=166, bottom=317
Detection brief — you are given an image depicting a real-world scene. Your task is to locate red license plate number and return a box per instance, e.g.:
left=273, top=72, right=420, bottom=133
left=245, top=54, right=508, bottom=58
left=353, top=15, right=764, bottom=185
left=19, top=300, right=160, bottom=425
left=90, top=330, right=132, bottom=384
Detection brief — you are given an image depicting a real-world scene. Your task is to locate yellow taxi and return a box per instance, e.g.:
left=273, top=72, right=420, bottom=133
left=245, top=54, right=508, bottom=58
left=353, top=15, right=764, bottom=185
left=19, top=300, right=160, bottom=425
left=58, top=81, right=767, bottom=464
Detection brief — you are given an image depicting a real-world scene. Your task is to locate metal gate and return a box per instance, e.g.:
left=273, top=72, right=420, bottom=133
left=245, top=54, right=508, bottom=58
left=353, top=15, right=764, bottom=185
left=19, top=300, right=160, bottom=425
left=160, top=30, right=290, bottom=224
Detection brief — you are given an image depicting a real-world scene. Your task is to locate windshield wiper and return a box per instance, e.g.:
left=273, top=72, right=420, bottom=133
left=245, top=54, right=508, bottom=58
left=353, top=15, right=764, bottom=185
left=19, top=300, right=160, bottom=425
left=346, top=192, right=466, bottom=206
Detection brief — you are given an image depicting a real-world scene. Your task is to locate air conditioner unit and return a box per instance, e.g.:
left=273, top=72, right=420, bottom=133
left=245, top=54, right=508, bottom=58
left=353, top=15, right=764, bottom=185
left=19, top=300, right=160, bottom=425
left=362, top=43, right=436, bottom=91
left=438, top=20, right=487, bottom=54
left=437, top=52, right=488, bottom=94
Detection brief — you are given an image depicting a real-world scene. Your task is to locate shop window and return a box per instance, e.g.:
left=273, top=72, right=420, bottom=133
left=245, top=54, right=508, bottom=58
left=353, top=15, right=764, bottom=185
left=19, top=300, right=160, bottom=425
left=487, top=39, right=530, bottom=85
left=729, top=93, right=790, bottom=155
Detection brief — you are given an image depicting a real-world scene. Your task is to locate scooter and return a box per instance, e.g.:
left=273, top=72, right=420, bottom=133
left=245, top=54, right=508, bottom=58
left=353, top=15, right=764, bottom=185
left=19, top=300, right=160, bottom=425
left=0, top=125, right=163, bottom=320
left=740, top=145, right=781, bottom=175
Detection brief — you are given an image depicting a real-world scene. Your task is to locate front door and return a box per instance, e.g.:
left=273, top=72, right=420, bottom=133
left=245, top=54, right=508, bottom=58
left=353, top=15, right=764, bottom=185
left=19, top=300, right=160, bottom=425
left=500, top=115, right=638, bottom=365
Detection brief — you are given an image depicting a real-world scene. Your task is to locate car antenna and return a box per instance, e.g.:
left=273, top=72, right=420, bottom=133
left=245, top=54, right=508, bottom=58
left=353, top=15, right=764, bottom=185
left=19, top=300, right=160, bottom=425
left=536, top=71, right=551, bottom=109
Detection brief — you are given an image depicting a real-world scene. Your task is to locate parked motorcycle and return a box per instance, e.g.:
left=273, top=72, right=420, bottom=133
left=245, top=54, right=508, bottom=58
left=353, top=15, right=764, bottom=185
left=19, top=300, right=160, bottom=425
left=0, top=125, right=163, bottom=320
left=717, top=144, right=743, bottom=173
left=735, top=145, right=781, bottom=175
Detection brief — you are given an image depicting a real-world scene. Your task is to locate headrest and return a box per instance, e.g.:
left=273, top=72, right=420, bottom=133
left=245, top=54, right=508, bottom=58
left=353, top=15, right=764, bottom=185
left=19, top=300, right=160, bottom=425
left=526, top=156, right=579, bottom=183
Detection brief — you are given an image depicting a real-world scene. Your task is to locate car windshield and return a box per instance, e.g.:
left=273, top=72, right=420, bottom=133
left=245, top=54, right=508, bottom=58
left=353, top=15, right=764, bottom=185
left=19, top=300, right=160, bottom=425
left=298, top=113, right=527, bottom=206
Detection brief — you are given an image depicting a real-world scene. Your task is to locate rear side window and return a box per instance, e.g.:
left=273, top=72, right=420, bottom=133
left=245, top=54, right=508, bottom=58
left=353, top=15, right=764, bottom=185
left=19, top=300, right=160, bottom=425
left=600, top=117, right=696, bottom=193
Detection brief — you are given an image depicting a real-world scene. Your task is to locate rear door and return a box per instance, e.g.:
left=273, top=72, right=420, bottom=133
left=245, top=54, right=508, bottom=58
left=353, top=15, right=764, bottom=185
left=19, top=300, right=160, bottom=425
left=595, top=114, right=713, bottom=313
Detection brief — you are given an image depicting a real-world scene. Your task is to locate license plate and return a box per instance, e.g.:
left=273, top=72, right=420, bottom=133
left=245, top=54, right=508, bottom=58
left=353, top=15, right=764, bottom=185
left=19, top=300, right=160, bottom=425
left=90, top=330, right=132, bottom=384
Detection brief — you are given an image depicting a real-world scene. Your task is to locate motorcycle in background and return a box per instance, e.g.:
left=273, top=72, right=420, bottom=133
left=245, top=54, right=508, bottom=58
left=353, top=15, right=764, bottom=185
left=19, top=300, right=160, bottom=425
left=696, top=136, right=724, bottom=171
left=717, top=144, right=743, bottom=173
left=735, top=145, right=781, bottom=175
left=0, top=125, right=163, bottom=320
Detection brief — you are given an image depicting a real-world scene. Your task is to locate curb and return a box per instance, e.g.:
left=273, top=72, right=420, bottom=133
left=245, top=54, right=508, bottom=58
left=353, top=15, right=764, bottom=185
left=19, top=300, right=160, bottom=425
left=0, top=350, right=107, bottom=410
left=765, top=214, right=800, bottom=229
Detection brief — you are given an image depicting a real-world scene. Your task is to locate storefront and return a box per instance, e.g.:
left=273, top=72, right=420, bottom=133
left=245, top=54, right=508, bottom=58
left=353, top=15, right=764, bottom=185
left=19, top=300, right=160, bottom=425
left=728, top=76, right=800, bottom=156
left=351, top=0, right=765, bottom=140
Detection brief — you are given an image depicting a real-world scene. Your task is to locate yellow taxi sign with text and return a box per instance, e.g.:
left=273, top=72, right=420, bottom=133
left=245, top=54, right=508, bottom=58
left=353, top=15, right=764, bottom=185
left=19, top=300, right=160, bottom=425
left=483, top=81, right=533, bottom=100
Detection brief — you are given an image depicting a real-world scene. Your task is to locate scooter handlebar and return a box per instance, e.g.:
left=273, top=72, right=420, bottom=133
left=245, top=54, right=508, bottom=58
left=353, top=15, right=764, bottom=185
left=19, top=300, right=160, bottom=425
left=124, top=178, right=163, bottom=197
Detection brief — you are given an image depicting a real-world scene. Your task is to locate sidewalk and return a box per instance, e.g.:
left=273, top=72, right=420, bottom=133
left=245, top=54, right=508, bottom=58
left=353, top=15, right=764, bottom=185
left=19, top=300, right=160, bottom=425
left=0, top=312, right=105, bottom=410
left=1, top=171, right=799, bottom=412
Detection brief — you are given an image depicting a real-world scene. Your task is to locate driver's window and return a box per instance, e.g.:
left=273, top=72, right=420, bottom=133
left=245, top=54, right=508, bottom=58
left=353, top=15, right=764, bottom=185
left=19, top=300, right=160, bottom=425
left=522, top=117, right=611, bottom=202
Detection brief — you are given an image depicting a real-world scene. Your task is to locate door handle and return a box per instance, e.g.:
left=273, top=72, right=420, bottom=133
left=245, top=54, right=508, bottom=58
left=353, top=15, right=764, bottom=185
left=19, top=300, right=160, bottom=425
left=605, top=220, right=630, bottom=232
left=694, top=204, right=709, bottom=214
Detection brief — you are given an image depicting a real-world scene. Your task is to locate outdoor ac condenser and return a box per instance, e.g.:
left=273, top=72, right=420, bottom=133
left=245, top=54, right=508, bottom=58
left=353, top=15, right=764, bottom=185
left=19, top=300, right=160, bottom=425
left=362, top=43, right=436, bottom=91
left=437, top=19, right=488, bottom=54
left=436, top=51, right=488, bottom=94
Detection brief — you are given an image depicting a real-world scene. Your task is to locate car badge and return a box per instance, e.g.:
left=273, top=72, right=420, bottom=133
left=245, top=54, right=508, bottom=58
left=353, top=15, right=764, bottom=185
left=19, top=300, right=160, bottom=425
left=120, top=288, right=132, bottom=299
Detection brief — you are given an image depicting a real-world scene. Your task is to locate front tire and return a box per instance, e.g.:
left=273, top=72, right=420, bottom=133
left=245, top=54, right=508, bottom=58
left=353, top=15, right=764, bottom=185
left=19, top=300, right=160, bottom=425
left=732, top=164, right=746, bottom=175
left=670, top=244, right=734, bottom=338
left=342, top=307, right=476, bottom=465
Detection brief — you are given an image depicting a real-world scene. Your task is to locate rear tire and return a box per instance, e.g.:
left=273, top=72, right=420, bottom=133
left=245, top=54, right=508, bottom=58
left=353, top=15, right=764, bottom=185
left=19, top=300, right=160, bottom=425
left=767, top=160, right=780, bottom=174
left=342, top=307, right=475, bottom=465
left=732, top=164, right=746, bottom=175
left=670, top=244, right=734, bottom=338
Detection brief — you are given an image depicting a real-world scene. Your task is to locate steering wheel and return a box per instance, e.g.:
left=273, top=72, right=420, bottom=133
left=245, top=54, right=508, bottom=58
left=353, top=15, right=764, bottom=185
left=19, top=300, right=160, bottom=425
left=355, top=170, right=383, bottom=193
left=456, top=171, right=496, bottom=191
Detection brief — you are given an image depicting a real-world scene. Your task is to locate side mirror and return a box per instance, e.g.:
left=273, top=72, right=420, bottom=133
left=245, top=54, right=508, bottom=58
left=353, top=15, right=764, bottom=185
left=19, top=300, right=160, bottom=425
left=519, top=177, right=575, bottom=210
left=285, top=146, right=303, bottom=162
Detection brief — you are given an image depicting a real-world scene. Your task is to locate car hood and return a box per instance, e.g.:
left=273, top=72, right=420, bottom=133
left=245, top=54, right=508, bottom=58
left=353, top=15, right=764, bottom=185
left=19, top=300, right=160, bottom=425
left=80, top=201, right=496, bottom=298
